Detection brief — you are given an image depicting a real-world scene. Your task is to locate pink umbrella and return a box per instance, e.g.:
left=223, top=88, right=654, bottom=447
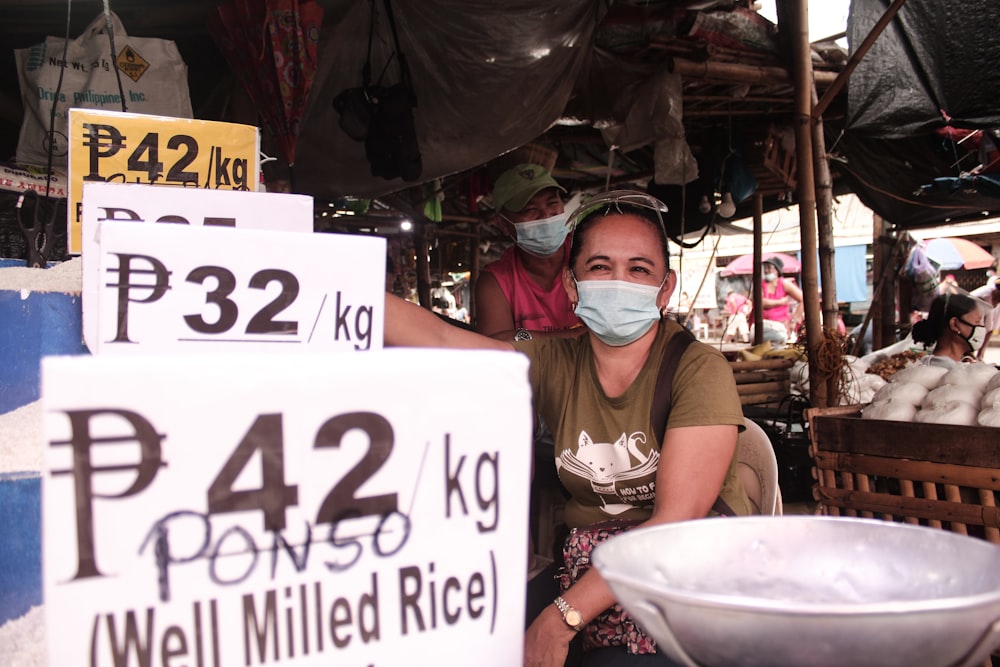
left=922, top=237, right=996, bottom=271
left=720, top=252, right=801, bottom=277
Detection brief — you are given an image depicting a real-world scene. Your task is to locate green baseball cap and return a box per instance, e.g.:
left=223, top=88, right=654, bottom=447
left=492, top=163, right=565, bottom=213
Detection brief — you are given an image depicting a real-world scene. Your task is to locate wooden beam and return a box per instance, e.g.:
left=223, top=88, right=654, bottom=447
left=670, top=57, right=838, bottom=86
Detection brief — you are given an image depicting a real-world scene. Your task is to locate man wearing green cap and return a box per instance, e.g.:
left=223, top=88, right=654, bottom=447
left=475, top=163, right=581, bottom=338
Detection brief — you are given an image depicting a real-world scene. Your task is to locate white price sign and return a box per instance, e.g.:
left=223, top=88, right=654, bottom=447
left=84, top=219, right=385, bottom=354
left=43, top=349, right=532, bottom=666
left=82, top=182, right=315, bottom=353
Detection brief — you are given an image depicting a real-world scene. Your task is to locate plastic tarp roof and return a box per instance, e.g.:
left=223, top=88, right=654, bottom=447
left=293, top=0, right=606, bottom=200
left=835, top=0, right=1000, bottom=228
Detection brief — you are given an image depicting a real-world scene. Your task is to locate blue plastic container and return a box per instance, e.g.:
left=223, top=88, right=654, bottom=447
left=0, top=472, right=41, bottom=624
left=0, top=259, right=89, bottom=414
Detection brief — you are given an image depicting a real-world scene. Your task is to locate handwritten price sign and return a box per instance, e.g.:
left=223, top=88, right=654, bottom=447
left=85, top=219, right=385, bottom=355
left=42, top=350, right=532, bottom=666
left=80, top=182, right=315, bottom=353
left=68, top=109, right=261, bottom=253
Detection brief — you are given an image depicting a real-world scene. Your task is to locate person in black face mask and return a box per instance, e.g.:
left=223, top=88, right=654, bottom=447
left=383, top=190, right=751, bottom=667
left=912, top=292, right=987, bottom=365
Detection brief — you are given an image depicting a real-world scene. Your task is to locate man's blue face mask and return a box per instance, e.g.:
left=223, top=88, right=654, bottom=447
left=511, top=210, right=571, bottom=257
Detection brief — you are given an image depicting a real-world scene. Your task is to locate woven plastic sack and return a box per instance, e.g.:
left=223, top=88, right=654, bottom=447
left=901, top=245, right=940, bottom=312
left=14, top=11, right=192, bottom=169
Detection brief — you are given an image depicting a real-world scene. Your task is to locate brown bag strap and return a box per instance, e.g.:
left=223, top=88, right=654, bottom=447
left=650, top=326, right=696, bottom=439
left=650, top=325, right=736, bottom=517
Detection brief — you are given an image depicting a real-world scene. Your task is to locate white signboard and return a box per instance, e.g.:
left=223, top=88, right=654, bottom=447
left=84, top=219, right=385, bottom=355
left=82, top=182, right=315, bottom=352
left=43, top=349, right=532, bottom=666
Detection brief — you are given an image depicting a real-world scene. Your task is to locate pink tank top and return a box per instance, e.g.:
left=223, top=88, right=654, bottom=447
left=482, top=244, right=580, bottom=332
left=762, top=278, right=789, bottom=322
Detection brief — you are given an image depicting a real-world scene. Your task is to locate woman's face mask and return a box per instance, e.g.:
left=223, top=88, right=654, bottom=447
left=763, top=270, right=778, bottom=283
left=573, top=277, right=664, bottom=346
left=957, top=317, right=985, bottom=352
left=511, top=211, right=571, bottom=257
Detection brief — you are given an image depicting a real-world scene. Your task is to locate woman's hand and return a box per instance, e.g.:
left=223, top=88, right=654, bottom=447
left=524, top=605, right=574, bottom=667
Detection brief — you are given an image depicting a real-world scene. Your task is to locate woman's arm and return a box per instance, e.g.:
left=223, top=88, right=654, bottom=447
left=649, top=424, right=739, bottom=521
left=523, top=424, right=738, bottom=666
left=384, top=293, right=514, bottom=351
left=474, top=271, right=515, bottom=337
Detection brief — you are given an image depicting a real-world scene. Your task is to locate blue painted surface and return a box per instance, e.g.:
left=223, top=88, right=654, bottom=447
left=0, top=472, right=42, bottom=624
left=0, top=270, right=90, bottom=413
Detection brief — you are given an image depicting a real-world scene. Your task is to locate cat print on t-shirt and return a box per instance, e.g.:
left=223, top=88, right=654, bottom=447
left=556, top=430, right=658, bottom=515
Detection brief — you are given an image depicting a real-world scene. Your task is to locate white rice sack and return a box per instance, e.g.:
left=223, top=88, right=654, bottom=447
left=941, top=363, right=998, bottom=392
left=914, top=401, right=979, bottom=426
left=862, top=399, right=917, bottom=422
left=978, top=408, right=1000, bottom=428
left=856, top=373, right=887, bottom=405
left=871, top=381, right=928, bottom=407
left=859, top=373, right=887, bottom=393
left=844, top=355, right=868, bottom=373
left=790, top=360, right=809, bottom=394
left=980, top=387, right=1000, bottom=411
left=890, top=364, right=949, bottom=390
left=985, top=369, right=1000, bottom=392
left=922, top=384, right=984, bottom=409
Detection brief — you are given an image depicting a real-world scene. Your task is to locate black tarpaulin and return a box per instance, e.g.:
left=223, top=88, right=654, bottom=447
left=846, top=0, right=1000, bottom=136
left=833, top=0, right=1000, bottom=227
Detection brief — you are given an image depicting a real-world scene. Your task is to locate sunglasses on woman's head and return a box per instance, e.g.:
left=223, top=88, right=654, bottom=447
left=566, top=189, right=669, bottom=236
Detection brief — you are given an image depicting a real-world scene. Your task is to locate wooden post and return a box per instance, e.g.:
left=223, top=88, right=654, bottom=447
left=752, top=192, right=764, bottom=345
left=871, top=214, right=888, bottom=351
left=877, top=218, right=897, bottom=351
left=415, top=219, right=431, bottom=309
left=812, top=85, right=837, bottom=404
left=470, top=222, right=481, bottom=325
left=788, top=0, right=824, bottom=407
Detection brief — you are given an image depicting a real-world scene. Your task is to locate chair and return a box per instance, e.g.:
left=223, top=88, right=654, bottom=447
left=736, top=417, right=783, bottom=515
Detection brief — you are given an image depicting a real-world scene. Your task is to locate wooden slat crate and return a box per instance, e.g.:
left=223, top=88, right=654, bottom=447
left=805, top=405, right=1000, bottom=545
left=730, top=358, right=794, bottom=408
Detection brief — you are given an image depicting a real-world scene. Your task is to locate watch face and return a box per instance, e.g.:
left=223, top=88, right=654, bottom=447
left=566, top=609, right=583, bottom=628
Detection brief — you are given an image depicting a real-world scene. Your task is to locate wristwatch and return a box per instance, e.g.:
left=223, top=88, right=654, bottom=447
left=553, top=595, right=585, bottom=632
left=513, top=327, right=533, bottom=341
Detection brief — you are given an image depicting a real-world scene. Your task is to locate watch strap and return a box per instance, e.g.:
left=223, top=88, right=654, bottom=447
left=553, top=595, right=585, bottom=632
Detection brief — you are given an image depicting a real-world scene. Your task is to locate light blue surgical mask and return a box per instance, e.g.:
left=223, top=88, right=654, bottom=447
left=512, top=211, right=571, bottom=257
left=573, top=277, right=664, bottom=346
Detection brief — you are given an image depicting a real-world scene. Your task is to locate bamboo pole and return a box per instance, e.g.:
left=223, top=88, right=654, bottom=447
left=812, top=84, right=836, bottom=405
left=752, top=192, right=764, bottom=345
left=415, top=220, right=431, bottom=309
left=787, top=0, right=823, bottom=407
left=811, top=86, right=837, bottom=330
left=470, top=222, right=481, bottom=326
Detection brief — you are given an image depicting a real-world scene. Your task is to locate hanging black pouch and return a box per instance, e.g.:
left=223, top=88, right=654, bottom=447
left=332, top=0, right=422, bottom=181
left=365, top=82, right=421, bottom=181
left=332, top=87, right=376, bottom=142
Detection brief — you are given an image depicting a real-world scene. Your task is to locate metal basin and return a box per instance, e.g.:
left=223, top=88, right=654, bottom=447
left=592, top=516, right=1000, bottom=667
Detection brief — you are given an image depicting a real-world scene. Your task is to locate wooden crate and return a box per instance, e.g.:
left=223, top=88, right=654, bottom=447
left=805, top=405, right=1000, bottom=545
left=730, top=358, right=793, bottom=408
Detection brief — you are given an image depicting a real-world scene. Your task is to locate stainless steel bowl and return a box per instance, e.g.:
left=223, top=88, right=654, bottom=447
left=592, top=516, right=1000, bottom=667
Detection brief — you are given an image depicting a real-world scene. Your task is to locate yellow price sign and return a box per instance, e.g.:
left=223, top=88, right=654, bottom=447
left=67, top=109, right=260, bottom=254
